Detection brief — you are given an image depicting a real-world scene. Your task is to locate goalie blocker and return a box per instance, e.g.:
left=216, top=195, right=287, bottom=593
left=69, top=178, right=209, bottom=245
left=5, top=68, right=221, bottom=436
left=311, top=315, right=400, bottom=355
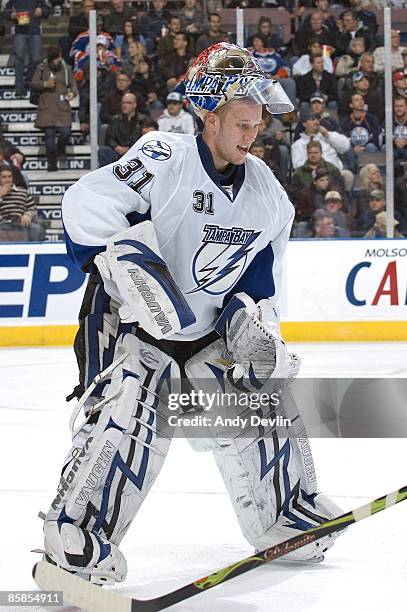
left=95, top=221, right=196, bottom=338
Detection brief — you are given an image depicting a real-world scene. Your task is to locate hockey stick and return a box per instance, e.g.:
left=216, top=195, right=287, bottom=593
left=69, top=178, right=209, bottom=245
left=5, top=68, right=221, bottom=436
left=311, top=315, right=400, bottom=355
left=33, top=485, right=407, bottom=612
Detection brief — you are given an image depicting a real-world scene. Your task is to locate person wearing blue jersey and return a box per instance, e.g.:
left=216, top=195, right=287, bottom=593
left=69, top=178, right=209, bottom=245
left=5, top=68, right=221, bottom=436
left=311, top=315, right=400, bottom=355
left=41, top=43, right=344, bottom=585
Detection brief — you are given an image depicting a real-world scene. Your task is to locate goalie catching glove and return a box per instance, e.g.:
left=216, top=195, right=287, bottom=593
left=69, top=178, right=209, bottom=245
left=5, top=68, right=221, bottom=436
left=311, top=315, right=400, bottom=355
left=95, top=221, right=196, bottom=339
left=215, top=293, right=300, bottom=383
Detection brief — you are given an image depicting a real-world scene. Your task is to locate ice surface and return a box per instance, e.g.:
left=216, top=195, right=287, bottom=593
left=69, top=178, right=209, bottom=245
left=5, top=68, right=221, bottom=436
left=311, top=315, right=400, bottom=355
left=0, top=342, right=406, bottom=611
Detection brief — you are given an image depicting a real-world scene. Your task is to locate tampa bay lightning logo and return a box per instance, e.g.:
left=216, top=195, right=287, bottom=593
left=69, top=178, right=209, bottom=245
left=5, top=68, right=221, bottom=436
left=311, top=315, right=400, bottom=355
left=141, top=140, right=172, bottom=161
left=188, top=224, right=261, bottom=295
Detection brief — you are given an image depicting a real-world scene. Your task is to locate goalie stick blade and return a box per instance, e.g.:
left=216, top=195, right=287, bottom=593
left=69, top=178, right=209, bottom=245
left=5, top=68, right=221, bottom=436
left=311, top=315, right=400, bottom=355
left=32, top=562, right=134, bottom=612
left=33, top=485, right=407, bottom=612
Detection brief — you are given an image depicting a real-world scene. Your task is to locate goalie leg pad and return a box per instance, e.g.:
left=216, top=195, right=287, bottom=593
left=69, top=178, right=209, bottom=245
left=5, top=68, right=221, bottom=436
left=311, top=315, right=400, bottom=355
left=213, top=430, right=344, bottom=561
left=185, top=340, right=342, bottom=561
left=44, top=332, right=180, bottom=583
left=212, top=393, right=344, bottom=560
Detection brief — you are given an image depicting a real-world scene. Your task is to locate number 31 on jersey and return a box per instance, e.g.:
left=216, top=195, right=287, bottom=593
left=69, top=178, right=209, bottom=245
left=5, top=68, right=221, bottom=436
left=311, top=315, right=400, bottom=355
left=192, top=190, right=214, bottom=215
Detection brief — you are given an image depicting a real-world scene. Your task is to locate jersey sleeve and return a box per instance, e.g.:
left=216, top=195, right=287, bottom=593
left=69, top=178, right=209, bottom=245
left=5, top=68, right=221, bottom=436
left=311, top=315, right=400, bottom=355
left=62, top=132, right=168, bottom=271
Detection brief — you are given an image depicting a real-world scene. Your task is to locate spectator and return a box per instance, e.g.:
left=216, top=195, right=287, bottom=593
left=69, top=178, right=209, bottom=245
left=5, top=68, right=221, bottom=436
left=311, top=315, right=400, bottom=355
left=31, top=45, right=77, bottom=172
left=294, top=93, right=340, bottom=141
left=312, top=209, right=348, bottom=238
left=69, top=0, right=95, bottom=41
left=59, top=0, right=95, bottom=64
left=364, top=210, right=405, bottom=238
left=0, top=166, right=44, bottom=241
left=354, top=163, right=385, bottom=217
left=249, top=140, right=283, bottom=183
left=340, top=93, right=381, bottom=154
left=294, top=139, right=345, bottom=185
left=74, top=30, right=121, bottom=138
left=246, top=16, right=284, bottom=49
left=256, top=113, right=289, bottom=180
left=358, top=190, right=405, bottom=237
left=301, top=0, right=337, bottom=33
left=373, top=30, right=406, bottom=73
left=293, top=40, right=334, bottom=77
left=139, top=0, right=172, bottom=54
left=393, top=71, right=407, bottom=103
left=348, top=0, right=378, bottom=34
left=351, top=51, right=383, bottom=92
left=310, top=167, right=337, bottom=208
left=196, top=13, right=229, bottom=55
left=141, top=117, right=159, bottom=136
left=297, top=54, right=338, bottom=107
left=100, top=71, right=132, bottom=124
left=335, top=38, right=366, bottom=79
left=179, top=0, right=205, bottom=40
left=294, top=94, right=339, bottom=140
left=393, top=96, right=407, bottom=161
left=131, top=57, right=166, bottom=110
left=4, top=0, right=50, bottom=97
left=103, top=0, right=134, bottom=38
left=310, top=92, right=338, bottom=121
left=357, top=188, right=385, bottom=232
left=157, top=92, right=196, bottom=134
left=0, top=140, right=26, bottom=188
left=339, top=71, right=384, bottom=122
left=335, top=10, right=374, bottom=56
left=98, top=93, right=146, bottom=167
left=322, top=190, right=350, bottom=233
left=71, top=30, right=117, bottom=83
left=249, top=35, right=289, bottom=78
left=157, top=15, right=184, bottom=59
left=159, top=32, right=193, bottom=84
left=102, top=34, right=125, bottom=73
left=360, top=164, right=385, bottom=194
left=292, top=140, right=345, bottom=191
left=121, top=39, right=146, bottom=77
left=292, top=11, right=336, bottom=57
left=291, top=113, right=352, bottom=189
left=115, top=19, right=147, bottom=61
left=292, top=164, right=345, bottom=226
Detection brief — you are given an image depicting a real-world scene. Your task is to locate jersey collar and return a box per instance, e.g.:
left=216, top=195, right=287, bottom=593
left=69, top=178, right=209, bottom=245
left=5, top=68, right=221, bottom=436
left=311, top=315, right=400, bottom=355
left=196, top=134, right=245, bottom=202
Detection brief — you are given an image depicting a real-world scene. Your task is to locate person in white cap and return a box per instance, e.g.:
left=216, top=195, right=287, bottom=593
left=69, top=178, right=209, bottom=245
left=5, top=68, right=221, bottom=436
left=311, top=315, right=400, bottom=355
left=157, top=91, right=196, bottom=134
left=323, top=190, right=350, bottom=233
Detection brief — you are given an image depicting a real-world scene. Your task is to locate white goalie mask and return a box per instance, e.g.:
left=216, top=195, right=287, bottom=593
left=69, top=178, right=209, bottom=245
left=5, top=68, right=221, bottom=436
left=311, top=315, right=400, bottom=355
left=184, top=42, right=294, bottom=120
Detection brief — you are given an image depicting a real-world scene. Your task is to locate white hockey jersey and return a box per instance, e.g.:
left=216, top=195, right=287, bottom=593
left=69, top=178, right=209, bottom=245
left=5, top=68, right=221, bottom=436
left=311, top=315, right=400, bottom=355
left=63, top=131, right=294, bottom=340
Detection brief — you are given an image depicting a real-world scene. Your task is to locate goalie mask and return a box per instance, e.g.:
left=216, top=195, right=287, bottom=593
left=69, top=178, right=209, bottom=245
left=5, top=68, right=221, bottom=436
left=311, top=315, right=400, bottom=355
left=184, top=42, right=294, bottom=120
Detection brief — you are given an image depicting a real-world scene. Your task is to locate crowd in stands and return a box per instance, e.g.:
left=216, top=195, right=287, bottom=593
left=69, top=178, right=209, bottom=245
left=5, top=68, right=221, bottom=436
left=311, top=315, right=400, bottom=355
left=1, top=0, right=407, bottom=240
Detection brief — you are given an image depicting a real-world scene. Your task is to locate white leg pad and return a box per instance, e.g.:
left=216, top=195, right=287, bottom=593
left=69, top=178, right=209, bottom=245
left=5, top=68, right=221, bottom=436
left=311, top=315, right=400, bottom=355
left=44, top=332, right=179, bottom=583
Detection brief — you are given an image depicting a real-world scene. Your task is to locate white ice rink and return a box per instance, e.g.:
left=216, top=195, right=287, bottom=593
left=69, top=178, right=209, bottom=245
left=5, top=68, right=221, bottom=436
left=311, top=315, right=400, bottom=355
left=0, top=342, right=406, bottom=612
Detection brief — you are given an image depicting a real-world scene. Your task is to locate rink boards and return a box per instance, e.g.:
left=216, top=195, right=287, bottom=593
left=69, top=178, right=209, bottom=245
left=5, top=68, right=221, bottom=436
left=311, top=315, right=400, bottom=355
left=0, top=240, right=405, bottom=345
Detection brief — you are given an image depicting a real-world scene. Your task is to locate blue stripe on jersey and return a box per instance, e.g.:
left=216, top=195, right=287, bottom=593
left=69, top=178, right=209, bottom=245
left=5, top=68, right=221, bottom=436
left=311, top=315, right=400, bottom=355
left=64, top=210, right=151, bottom=272
left=222, top=242, right=275, bottom=306
left=64, top=225, right=105, bottom=272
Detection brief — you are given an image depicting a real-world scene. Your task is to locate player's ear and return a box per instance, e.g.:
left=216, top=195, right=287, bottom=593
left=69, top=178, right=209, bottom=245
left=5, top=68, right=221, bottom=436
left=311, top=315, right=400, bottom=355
left=205, top=111, right=219, bottom=133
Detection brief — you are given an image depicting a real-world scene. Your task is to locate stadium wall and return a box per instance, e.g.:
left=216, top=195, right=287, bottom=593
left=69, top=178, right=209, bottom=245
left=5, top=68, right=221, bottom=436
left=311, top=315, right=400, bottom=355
left=0, top=240, right=405, bottom=346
